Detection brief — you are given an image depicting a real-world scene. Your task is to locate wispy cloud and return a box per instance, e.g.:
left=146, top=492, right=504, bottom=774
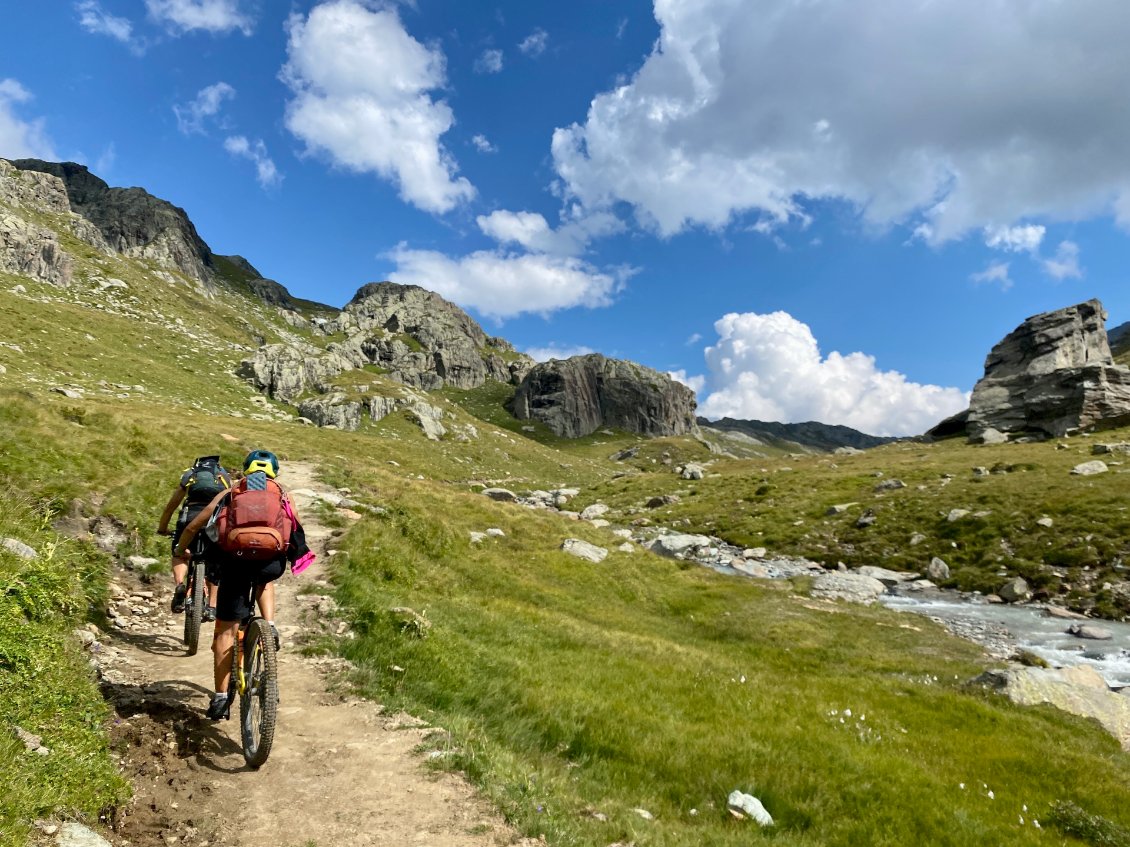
left=1043, top=240, right=1082, bottom=280
left=518, top=28, right=547, bottom=57
left=471, top=134, right=496, bottom=153
left=224, top=136, right=281, bottom=188
left=75, top=1, right=140, bottom=50
left=173, top=82, right=235, bottom=134
left=0, top=79, right=57, bottom=160
left=145, top=0, right=254, bottom=35
left=971, top=260, right=1013, bottom=290
left=473, top=48, right=503, bottom=74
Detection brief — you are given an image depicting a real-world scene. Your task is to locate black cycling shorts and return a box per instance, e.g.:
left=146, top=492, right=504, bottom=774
left=215, top=556, right=285, bottom=623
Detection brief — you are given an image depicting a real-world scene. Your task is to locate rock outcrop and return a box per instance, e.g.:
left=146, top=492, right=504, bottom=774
left=512, top=354, right=698, bottom=438
left=929, top=299, right=1130, bottom=441
left=242, top=283, right=535, bottom=411
left=10, top=159, right=214, bottom=283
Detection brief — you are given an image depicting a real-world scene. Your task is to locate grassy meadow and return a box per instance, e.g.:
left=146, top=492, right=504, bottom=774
left=2, top=188, right=1130, bottom=843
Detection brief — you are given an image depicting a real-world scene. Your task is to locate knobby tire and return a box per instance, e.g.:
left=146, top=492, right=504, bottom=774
left=183, top=559, right=205, bottom=656
left=239, top=617, right=278, bottom=768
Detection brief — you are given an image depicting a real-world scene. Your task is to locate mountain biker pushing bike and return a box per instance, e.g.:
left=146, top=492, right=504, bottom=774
left=174, top=449, right=312, bottom=720
left=157, top=455, right=232, bottom=621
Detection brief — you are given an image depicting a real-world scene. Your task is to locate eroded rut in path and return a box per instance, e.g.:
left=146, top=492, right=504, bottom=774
left=93, top=462, right=529, bottom=847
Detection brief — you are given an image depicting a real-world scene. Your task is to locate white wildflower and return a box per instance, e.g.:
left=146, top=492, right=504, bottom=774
left=844, top=709, right=852, bottom=717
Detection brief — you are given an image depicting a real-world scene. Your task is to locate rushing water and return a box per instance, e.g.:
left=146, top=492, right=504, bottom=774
left=881, top=591, right=1130, bottom=688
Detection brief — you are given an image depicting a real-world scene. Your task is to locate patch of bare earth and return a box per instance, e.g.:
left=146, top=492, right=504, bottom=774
left=84, top=462, right=533, bottom=847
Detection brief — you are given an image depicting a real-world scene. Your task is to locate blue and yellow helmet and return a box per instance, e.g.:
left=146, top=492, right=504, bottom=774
left=243, top=449, right=279, bottom=479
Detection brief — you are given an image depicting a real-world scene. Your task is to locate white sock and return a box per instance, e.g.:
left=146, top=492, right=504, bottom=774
left=215, top=690, right=226, bottom=698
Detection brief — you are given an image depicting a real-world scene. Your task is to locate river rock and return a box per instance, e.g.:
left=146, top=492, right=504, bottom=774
left=810, top=572, right=887, bottom=604
left=561, top=538, right=608, bottom=563
left=512, top=353, right=697, bottom=438
left=1045, top=605, right=1087, bottom=620
left=648, top=533, right=712, bottom=558
left=998, top=577, right=1031, bottom=603
left=927, top=557, right=950, bottom=581
left=856, top=566, right=918, bottom=586
left=1067, top=623, right=1114, bottom=640
left=974, top=664, right=1130, bottom=750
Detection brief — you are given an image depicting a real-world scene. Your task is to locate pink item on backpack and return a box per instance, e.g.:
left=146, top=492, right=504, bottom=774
left=292, top=551, right=316, bottom=575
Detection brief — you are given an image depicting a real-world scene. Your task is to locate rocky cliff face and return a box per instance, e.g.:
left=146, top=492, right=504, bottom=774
left=10, top=159, right=214, bottom=283
left=241, top=282, right=535, bottom=423
left=512, top=354, right=698, bottom=438
left=931, top=299, right=1130, bottom=441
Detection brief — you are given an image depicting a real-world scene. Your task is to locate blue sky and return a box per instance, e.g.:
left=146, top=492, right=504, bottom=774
left=3, top=0, right=1130, bottom=435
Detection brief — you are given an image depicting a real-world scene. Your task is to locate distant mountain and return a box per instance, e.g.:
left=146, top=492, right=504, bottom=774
left=1109, top=319, right=1130, bottom=365
left=698, top=416, right=896, bottom=453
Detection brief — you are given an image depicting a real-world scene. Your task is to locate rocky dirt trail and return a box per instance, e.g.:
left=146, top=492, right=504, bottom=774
left=81, top=462, right=530, bottom=847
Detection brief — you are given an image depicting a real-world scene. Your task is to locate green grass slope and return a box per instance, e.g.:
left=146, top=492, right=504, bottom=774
left=3, top=185, right=1130, bottom=844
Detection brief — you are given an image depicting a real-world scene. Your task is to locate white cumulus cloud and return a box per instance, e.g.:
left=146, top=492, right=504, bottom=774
left=698, top=311, right=968, bottom=436
left=1043, top=240, right=1083, bottom=280
left=477, top=208, right=624, bottom=256
left=282, top=0, right=474, bottom=214
left=984, top=224, right=1045, bottom=254
left=474, top=48, right=503, bottom=74
left=552, top=0, right=1130, bottom=240
left=146, top=0, right=253, bottom=34
left=386, top=244, right=627, bottom=320
left=526, top=344, right=596, bottom=362
left=173, top=82, right=235, bottom=134
left=224, top=136, right=281, bottom=188
left=0, top=80, right=56, bottom=160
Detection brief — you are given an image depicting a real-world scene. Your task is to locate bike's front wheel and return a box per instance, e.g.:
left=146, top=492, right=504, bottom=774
left=239, top=617, right=278, bottom=768
left=183, top=559, right=205, bottom=655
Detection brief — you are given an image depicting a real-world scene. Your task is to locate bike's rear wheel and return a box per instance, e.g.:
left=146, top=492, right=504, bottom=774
left=183, top=559, right=205, bottom=655
left=239, top=617, right=278, bottom=768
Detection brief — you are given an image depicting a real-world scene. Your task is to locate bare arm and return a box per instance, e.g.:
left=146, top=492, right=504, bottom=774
left=157, top=485, right=186, bottom=533
left=174, top=489, right=228, bottom=555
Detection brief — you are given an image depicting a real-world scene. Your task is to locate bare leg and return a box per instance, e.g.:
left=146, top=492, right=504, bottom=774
left=255, top=581, right=276, bottom=621
left=213, top=621, right=238, bottom=692
left=172, top=555, right=188, bottom=586
left=206, top=580, right=219, bottom=607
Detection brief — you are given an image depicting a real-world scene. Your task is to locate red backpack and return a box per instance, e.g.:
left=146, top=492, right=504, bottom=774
left=216, top=478, right=293, bottom=560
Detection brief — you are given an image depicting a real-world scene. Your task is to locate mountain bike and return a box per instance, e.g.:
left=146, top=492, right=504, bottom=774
left=229, top=602, right=278, bottom=768
left=182, top=537, right=207, bottom=655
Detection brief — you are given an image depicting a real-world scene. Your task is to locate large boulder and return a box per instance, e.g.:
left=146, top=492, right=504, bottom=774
left=512, top=354, right=698, bottom=438
left=931, top=300, right=1130, bottom=440
left=974, top=664, right=1130, bottom=751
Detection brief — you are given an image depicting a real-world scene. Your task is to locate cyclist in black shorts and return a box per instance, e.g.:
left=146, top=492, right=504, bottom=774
left=157, top=455, right=231, bottom=620
left=175, top=450, right=310, bottom=720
